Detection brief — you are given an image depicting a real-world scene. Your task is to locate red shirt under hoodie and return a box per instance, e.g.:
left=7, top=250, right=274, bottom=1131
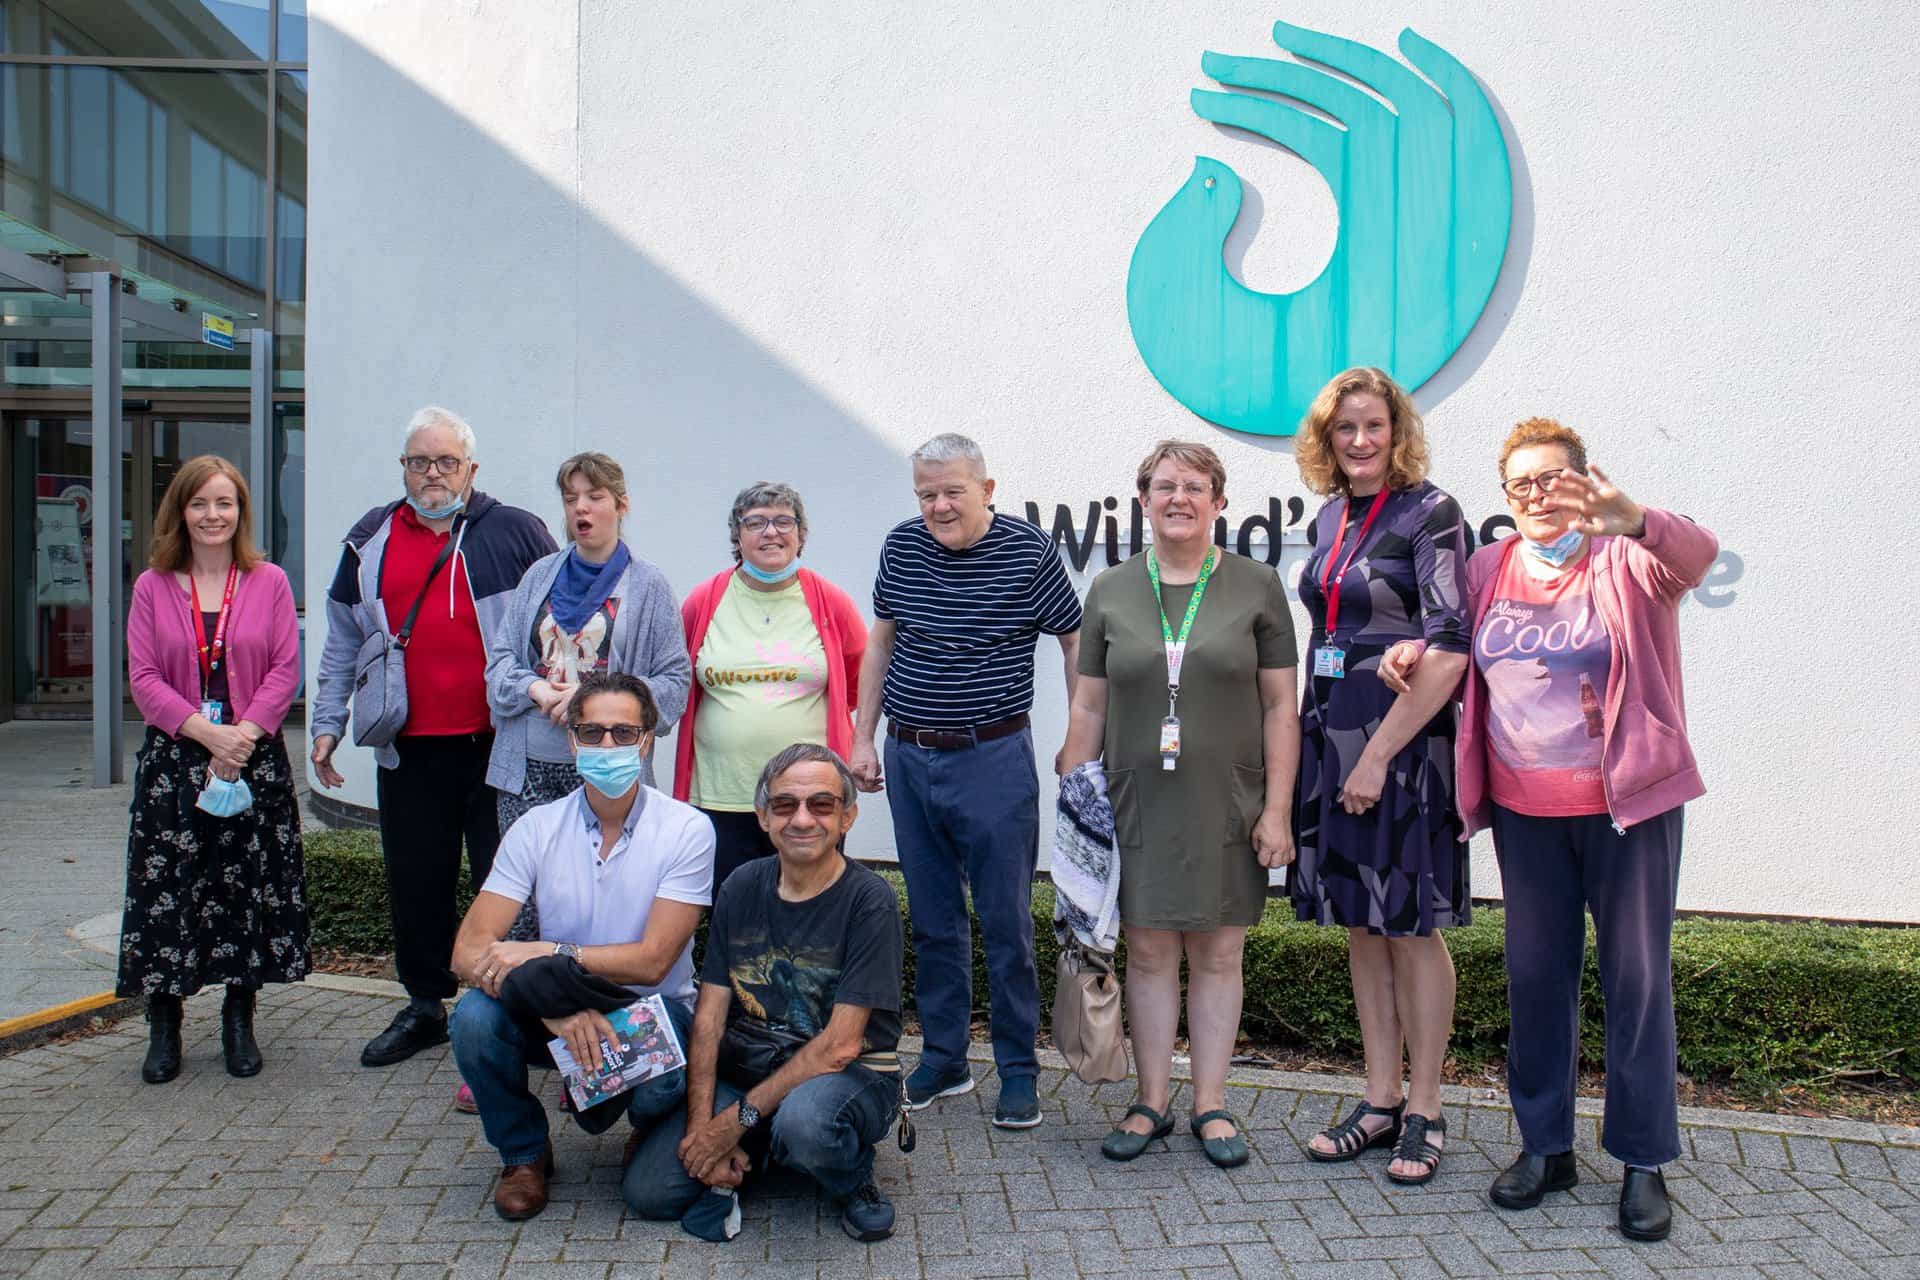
left=380, top=505, right=490, bottom=735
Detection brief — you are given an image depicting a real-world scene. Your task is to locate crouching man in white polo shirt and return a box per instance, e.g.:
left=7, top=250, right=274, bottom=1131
left=448, top=671, right=715, bottom=1221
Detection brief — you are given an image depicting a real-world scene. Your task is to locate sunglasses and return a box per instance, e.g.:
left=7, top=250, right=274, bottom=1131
left=766, top=792, right=845, bottom=819
left=569, top=722, right=648, bottom=746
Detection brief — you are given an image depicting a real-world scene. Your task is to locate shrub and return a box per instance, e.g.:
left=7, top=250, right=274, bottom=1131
left=303, top=831, right=1920, bottom=1087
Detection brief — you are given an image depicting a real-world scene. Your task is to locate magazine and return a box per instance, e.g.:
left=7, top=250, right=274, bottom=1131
left=547, top=993, right=686, bottom=1111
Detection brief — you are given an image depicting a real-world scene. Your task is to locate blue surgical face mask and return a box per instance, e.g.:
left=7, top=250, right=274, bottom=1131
left=575, top=744, right=643, bottom=799
left=406, top=490, right=467, bottom=521
left=196, top=773, right=254, bottom=817
left=739, top=556, right=800, bottom=584
left=1521, top=528, right=1586, bottom=567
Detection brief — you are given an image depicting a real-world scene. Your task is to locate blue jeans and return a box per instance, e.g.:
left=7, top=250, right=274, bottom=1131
left=1493, top=805, right=1685, bottom=1167
left=623, top=1064, right=899, bottom=1219
left=449, top=989, right=692, bottom=1166
left=884, top=728, right=1040, bottom=1080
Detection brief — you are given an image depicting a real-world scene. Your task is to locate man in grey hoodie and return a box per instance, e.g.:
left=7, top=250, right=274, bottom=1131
left=311, top=406, right=556, bottom=1067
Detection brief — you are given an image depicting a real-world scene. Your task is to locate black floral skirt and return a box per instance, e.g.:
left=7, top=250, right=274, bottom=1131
left=116, top=727, right=311, bottom=998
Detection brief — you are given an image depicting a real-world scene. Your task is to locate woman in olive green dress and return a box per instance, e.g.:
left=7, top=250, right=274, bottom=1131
left=1058, top=440, right=1300, bottom=1168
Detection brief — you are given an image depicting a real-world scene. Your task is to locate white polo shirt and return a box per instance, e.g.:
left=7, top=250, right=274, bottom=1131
left=481, top=785, right=715, bottom=1005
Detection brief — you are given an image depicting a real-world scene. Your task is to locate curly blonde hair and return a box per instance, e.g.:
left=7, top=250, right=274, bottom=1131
left=1294, top=367, right=1431, bottom=496
left=1498, top=417, right=1588, bottom=482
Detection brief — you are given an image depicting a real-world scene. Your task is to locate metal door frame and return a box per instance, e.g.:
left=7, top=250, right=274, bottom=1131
left=0, top=244, right=270, bottom=783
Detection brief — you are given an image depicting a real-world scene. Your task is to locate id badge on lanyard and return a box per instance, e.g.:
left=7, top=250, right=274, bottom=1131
left=1146, top=548, right=1216, bottom=771
left=194, top=564, right=239, bottom=725
left=1315, top=488, right=1389, bottom=681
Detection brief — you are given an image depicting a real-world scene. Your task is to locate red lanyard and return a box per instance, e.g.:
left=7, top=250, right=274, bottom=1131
left=1318, top=487, right=1390, bottom=637
left=191, top=563, right=240, bottom=688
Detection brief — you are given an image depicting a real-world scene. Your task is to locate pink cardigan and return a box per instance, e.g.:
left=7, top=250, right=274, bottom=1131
left=1456, top=508, right=1719, bottom=834
left=673, top=567, right=867, bottom=803
left=127, top=563, right=303, bottom=738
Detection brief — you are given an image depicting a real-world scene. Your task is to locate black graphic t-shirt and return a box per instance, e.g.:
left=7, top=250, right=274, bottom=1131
left=701, top=858, right=903, bottom=1072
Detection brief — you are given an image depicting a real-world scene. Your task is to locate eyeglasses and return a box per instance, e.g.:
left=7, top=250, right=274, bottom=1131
left=401, top=454, right=466, bottom=475
left=1501, top=469, right=1567, bottom=500
left=569, top=722, right=648, bottom=746
left=1148, top=480, right=1215, bottom=499
left=766, top=792, right=845, bottom=818
left=739, top=514, right=799, bottom=533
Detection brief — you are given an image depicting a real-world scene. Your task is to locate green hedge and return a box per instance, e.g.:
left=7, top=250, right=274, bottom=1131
left=305, top=830, right=1920, bottom=1088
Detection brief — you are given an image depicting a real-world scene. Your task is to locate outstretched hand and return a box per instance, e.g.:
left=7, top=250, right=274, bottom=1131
left=1542, top=465, right=1645, bottom=538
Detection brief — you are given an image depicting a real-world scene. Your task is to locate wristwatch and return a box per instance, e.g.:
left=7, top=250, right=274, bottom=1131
left=553, top=942, right=583, bottom=963
left=735, top=1098, right=763, bottom=1131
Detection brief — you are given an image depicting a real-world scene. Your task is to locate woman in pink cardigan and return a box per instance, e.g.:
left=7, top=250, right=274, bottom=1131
left=121, top=455, right=308, bottom=1085
left=1383, top=419, right=1716, bottom=1243
left=674, top=482, right=866, bottom=892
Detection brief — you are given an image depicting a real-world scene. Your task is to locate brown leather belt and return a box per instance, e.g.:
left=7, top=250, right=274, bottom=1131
left=887, top=712, right=1029, bottom=751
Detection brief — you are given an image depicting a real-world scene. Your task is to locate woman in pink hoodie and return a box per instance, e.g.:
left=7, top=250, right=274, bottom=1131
left=1384, top=418, right=1716, bottom=1244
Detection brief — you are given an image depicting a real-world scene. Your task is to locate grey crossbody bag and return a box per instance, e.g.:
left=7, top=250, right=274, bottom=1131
left=349, top=524, right=461, bottom=748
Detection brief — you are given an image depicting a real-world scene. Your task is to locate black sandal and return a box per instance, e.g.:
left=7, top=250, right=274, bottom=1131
left=1305, top=1099, right=1404, bottom=1163
left=1101, top=1103, right=1174, bottom=1162
left=1386, top=1113, right=1446, bottom=1185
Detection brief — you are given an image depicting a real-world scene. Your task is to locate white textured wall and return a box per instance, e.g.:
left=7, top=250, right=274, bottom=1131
left=310, top=0, right=1920, bottom=921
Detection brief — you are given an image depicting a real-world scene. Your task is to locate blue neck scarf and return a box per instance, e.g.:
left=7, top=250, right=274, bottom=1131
left=549, top=541, right=631, bottom=634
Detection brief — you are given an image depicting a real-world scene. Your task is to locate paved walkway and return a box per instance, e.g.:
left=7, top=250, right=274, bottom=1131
left=1, top=981, right=1915, bottom=1280
left=0, top=720, right=318, bottom=1025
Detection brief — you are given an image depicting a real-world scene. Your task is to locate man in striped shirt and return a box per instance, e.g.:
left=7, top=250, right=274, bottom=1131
left=849, top=434, right=1082, bottom=1129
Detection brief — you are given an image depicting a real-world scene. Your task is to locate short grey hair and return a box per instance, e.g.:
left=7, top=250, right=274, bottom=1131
left=402, top=405, right=477, bottom=458
left=753, top=743, right=857, bottom=812
left=909, top=432, right=986, bottom=478
left=727, top=481, right=808, bottom=565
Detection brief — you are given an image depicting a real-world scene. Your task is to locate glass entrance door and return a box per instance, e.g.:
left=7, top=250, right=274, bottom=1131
left=7, top=411, right=250, bottom=713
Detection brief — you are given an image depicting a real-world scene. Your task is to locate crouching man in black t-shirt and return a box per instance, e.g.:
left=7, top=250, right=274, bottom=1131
left=623, top=743, right=906, bottom=1242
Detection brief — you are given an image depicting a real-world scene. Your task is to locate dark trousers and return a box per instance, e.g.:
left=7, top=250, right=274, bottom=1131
left=699, top=807, right=778, bottom=900
left=1493, top=804, right=1685, bottom=1167
left=376, top=732, right=500, bottom=1001
left=884, top=728, right=1040, bottom=1080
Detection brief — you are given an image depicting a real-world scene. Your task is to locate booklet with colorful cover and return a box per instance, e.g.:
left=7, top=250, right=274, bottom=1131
left=547, top=993, right=686, bottom=1111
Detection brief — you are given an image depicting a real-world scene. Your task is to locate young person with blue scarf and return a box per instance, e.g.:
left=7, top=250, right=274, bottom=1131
left=483, top=450, right=692, bottom=889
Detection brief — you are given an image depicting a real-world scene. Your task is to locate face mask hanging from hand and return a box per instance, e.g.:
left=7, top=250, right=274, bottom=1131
left=196, top=773, right=255, bottom=817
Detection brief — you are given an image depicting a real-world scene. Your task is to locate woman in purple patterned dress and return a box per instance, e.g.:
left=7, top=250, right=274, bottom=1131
left=1289, top=368, right=1472, bottom=1185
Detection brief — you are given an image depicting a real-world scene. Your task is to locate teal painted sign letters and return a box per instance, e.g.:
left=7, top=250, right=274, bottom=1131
left=1127, top=22, right=1512, bottom=437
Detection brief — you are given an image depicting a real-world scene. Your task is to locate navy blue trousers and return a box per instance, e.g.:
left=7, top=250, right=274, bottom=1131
left=1493, top=804, right=1684, bottom=1168
left=884, top=728, right=1040, bottom=1081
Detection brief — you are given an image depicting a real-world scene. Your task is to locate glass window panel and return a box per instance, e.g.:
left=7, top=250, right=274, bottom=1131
left=187, top=129, right=220, bottom=267
left=222, top=151, right=261, bottom=284
left=66, top=63, right=108, bottom=209
left=272, top=406, right=304, bottom=605
left=111, top=75, right=148, bottom=229
left=49, top=65, right=66, bottom=191
left=40, top=0, right=269, bottom=59
left=274, top=71, right=304, bottom=389
left=149, top=104, right=166, bottom=235
left=276, top=0, right=304, bottom=62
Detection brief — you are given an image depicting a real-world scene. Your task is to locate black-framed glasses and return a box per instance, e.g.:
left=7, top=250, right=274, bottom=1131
left=401, top=454, right=466, bottom=475
left=766, top=792, right=844, bottom=818
left=1501, top=469, right=1567, bottom=500
left=569, top=722, right=648, bottom=746
left=740, top=514, right=799, bottom=533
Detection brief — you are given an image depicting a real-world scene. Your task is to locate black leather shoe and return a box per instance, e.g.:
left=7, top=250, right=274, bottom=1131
left=360, top=1002, right=448, bottom=1067
left=141, top=995, right=183, bottom=1084
left=1619, top=1167, right=1671, bottom=1242
left=221, top=987, right=263, bottom=1078
left=1489, top=1150, right=1578, bottom=1209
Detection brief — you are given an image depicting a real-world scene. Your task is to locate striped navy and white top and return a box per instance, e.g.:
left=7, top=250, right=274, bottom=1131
left=872, top=513, right=1084, bottom=727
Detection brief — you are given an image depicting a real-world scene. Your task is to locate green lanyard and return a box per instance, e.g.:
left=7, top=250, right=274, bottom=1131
left=1145, top=546, right=1217, bottom=712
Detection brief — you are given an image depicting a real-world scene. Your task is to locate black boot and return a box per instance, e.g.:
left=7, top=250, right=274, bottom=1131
left=142, top=994, right=183, bottom=1084
left=221, top=987, right=263, bottom=1078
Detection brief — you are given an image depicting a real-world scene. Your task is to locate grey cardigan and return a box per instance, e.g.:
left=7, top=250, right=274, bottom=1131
left=484, top=546, right=691, bottom=795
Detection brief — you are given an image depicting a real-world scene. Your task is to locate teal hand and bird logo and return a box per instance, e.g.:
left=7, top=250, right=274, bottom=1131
left=1127, top=21, right=1513, bottom=437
